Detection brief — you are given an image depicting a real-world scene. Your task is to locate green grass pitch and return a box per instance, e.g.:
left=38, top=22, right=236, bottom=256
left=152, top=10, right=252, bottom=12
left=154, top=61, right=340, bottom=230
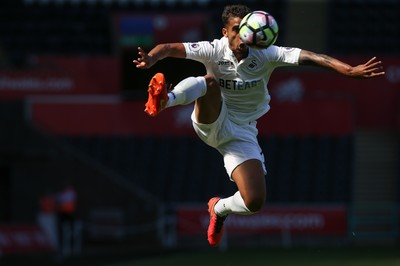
left=107, top=246, right=400, bottom=266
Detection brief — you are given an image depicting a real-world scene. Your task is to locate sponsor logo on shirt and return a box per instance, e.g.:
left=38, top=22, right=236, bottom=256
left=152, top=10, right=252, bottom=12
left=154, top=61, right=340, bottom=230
left=219, top=78, right=261, bottom=90
left=217, top=60, right=234, bottom=66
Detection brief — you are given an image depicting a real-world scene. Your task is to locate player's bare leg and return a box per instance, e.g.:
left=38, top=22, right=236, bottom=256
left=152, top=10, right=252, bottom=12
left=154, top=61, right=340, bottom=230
left=193, top=74, right=221, bottom=124
left=230, top=159, right=266, bottom=212
left=208, top=159, right=266, bottom=246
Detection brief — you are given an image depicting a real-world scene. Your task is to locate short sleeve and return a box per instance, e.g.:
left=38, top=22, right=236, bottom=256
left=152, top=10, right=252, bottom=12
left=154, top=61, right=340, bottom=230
left=267, top=46, right=301, bottom=66
left=183, top=40, right=217, bottom=64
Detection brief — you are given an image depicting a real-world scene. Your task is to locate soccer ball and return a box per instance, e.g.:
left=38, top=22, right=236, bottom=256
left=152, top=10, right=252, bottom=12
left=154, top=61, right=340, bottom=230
left=239, top=11, right=279, bottom=49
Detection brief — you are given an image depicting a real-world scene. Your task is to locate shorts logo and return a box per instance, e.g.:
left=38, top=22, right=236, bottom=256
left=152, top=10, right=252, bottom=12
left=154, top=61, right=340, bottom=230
left=189, top=43, right=201, bottom=51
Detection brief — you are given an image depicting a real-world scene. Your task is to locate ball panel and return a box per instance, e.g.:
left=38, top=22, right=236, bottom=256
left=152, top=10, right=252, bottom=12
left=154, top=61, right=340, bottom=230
left=239, top=10, right=279, bottom=49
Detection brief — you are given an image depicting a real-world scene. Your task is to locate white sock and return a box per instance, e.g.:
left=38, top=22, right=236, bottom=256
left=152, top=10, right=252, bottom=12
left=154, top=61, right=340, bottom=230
left=165, top=76, right=207, bottom=108
left=214, top=191, right=254, bottom=217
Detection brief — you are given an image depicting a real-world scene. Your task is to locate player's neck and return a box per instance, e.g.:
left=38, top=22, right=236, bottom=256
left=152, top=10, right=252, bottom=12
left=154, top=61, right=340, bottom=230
left=233, top=48, right=249, bottom=62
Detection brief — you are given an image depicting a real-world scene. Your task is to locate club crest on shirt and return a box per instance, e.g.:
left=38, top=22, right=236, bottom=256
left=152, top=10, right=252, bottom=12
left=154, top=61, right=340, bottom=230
left=189, top=43, right=201, bottom=52
left=246, top=59, right=260, bottom=71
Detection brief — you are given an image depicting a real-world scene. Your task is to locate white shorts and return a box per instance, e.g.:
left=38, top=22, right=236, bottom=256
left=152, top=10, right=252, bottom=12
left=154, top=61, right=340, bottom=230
left=191, top=101, right=267, bottom=180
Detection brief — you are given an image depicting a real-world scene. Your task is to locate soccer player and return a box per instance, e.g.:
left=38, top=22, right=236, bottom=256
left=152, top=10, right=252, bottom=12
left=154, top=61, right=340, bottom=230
left=133, top=4, right=384, bottom=246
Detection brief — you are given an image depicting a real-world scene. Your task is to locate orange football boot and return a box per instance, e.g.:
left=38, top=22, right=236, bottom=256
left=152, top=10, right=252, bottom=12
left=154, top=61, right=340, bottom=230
left=144, top=73, right=168, bottom=117
left=207, top=197, right=227, bottom=247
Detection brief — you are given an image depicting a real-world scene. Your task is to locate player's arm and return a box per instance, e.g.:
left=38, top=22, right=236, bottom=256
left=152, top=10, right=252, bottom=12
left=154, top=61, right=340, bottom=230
left=133, top=43, right=186, bottom=69
left=298, top=50, right=385, bottom=79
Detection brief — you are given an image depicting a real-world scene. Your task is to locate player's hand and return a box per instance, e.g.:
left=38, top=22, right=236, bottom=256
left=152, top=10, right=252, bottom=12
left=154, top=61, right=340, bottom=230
left=350, top=57, right=385, bottom=79
left=133, top=47, right=154, bottom=69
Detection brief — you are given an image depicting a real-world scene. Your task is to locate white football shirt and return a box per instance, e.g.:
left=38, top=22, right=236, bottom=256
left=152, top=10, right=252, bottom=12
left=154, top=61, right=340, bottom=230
left=183, top=37, right=301, bottom=124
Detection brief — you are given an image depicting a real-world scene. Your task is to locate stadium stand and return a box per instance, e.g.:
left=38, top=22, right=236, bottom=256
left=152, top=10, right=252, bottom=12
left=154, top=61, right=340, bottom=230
left=327, top=0, right=400, bottom=55
left=60, top=135, right=353, bottom=204
left=0, top=0, right=398, bottom=63
left=0, top=0, right=286, bottom=66
left=3, top=0, right=394, bottom=207
left=1, top=0, right=399, bottom=253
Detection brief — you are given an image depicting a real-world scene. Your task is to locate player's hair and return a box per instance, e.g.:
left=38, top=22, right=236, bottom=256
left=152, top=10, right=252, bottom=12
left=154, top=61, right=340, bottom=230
left=222, top=4, right=252, bottom=27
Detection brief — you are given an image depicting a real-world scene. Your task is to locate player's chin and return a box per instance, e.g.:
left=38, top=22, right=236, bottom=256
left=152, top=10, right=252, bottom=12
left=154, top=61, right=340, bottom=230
left=236, top=43, right=246, bottom=51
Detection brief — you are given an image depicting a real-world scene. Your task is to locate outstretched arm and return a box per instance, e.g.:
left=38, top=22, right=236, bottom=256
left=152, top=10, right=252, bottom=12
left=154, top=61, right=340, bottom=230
left=133, top=43, right=186, bottom=69
left=298, top=50, right=385, bottom=79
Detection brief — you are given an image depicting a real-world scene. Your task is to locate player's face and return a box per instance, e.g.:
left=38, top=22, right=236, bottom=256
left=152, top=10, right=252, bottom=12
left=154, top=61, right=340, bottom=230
left=222, top=17, right=248, bottom=59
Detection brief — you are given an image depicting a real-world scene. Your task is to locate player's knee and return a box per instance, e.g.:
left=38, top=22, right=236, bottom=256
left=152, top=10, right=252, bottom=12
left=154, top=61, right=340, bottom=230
left=200, top=75, right=220, bottom=102
left=204, top=74, right=219, bottom=91
left=244, top=195, right=265, bottom=213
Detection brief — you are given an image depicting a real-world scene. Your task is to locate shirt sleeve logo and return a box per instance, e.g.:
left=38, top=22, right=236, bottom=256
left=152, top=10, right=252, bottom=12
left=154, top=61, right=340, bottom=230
left=189, top=43, right=201, bottom=51
left=283, top=47, right=295, bottom=52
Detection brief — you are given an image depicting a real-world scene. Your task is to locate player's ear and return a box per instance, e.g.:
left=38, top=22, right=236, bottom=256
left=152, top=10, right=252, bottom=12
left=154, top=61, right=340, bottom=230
left=222, top=28, right=228, bottom=37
